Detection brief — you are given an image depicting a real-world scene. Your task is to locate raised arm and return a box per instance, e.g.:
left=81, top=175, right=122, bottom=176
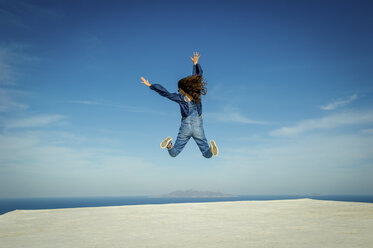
left=149, top=83, right=183, bottom=103
left=193, top=63, right=203, bottom=76
left=190, top=51, right=203, bottom=76
left=140, top=77, right=183, bottom=103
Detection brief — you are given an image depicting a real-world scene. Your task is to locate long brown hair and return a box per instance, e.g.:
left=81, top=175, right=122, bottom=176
left=178, top=75, right=207, bottom=104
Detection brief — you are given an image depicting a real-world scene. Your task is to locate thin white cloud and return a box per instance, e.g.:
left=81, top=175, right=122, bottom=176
left=320, top=93, right=358, bottom=110
left=0, top=2, right=61, bottom=31
left=222, top=133, right=373, bottom=194
left=0, top=131, right=162, bottom=197
left=361, top=128, right=373, bottom=135
left=114, top=104, right=164, bottom=114
left=207, top=106, right=267, bottom=125
left=5, top=114, right=67, bottom=129
left=70, top=100, right=100, bottom=105
left=0, top=47, right=16, bottom=86
left=270, top=110, right=373, bottom=137
left=21, top=2, right=61, bottom=18
left=0, top=43, right=43, bottom=86
left=69, top=100, right=164, bottom=115
left=0, top=8, right=29, bottom=30
left=0, top=88, right=29, bottom=112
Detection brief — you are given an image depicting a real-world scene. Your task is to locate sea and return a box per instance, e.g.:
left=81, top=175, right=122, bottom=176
left=1, top=195, right=373, bottom=215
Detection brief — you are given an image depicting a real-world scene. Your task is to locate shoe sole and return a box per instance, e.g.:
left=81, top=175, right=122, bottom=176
left=210, top=140, right=218, bottom=156
left=160, top=136, right=172, bottom=149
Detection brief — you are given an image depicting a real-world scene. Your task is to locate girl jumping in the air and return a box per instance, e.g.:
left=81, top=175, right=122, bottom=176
left=140, top=52, right=218, bottom=158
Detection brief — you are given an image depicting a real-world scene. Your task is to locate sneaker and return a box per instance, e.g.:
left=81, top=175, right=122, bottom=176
left=160, top=136, right=172, bottom=149
left=210, top=140, right=219, bottom=156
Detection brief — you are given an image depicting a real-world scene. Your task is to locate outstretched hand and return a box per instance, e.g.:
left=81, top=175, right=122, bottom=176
left=190, top=51, right=200, bottom=65
left=140, top=76, right=151, bottom=87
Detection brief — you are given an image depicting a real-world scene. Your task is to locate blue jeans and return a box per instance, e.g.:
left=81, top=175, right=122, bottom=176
left=168, top=115, right=212, bottom=158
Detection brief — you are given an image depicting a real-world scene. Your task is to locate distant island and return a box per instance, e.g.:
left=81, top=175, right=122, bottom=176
left=152, top=190, right=236, bottom=198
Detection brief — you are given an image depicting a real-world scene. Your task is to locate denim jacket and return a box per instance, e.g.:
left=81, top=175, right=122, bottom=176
left=150, top=64, right=203, bottom=118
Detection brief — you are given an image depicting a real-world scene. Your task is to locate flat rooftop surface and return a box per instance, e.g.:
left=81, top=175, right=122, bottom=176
left=1, top=198, right=373, bottom=248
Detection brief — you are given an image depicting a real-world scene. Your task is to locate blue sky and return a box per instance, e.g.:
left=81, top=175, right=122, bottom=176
left=1, top=0, right=373, bottom=197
